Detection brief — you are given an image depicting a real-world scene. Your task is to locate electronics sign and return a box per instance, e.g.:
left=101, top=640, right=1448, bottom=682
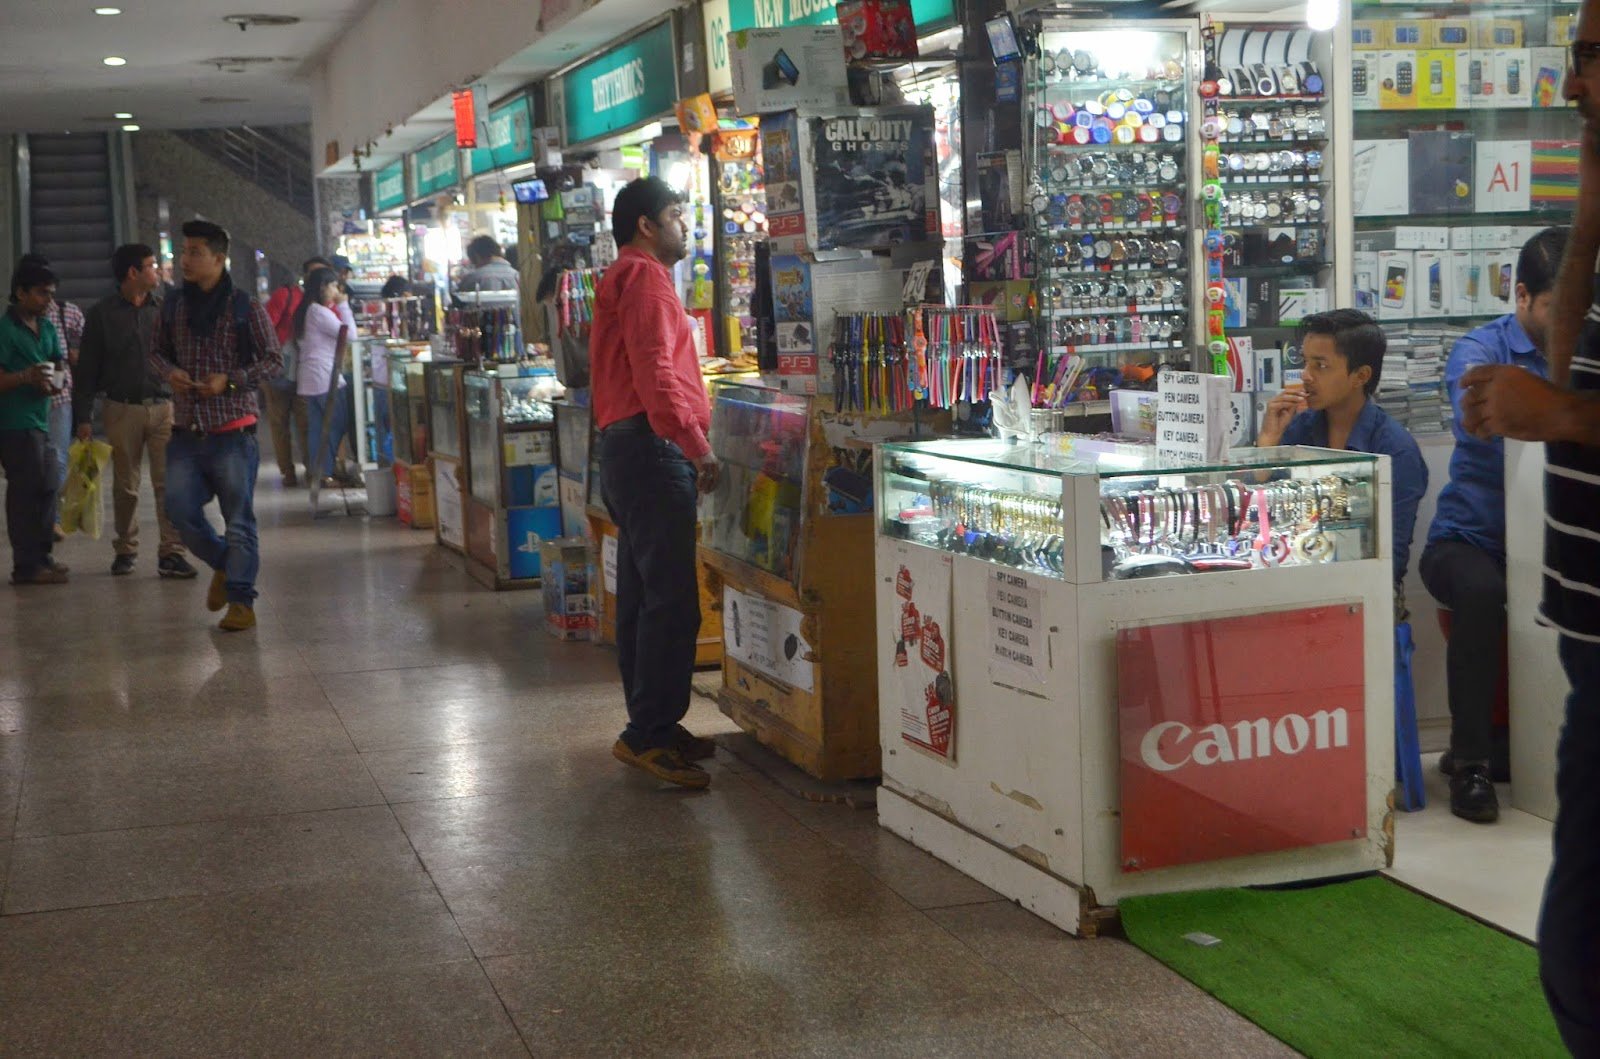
left=1116, top=604, right=1367, bottom=872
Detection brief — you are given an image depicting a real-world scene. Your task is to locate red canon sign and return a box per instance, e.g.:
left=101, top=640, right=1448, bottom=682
left=1116, top=604, right=1367, bottom=872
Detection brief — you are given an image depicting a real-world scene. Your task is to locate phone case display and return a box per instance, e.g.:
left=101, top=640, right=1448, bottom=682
left=1352, top=0, right=1577, bottom=435
left=1026, top=23, right=1197, bottom=399
left=873, top=436, right=1397, bottom=933
left=461, top=368, right=562, bottom=589
left=880, top=437, right=1379, bottom=582
left=701, top=379, right=939, bottom=781
left=714, top=147, right=768, bottom=361
left=1202, top=22, right=1334, bottom=389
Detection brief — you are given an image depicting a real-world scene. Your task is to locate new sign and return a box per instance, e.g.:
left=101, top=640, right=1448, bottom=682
left=1116, top=604, right=1368, bottom=872
left=470, top=93, right=535, bottom=176
left=374, top=159, right=407, bottom=212
left=560, top=21, right=678, bottom=147
left=412, top=136, right=460, bottom=198
left=703, top=0, right=956, bottom=96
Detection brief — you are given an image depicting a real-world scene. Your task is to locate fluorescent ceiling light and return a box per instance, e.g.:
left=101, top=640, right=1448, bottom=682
left=1306, top=0, right=1338, bottom=31
left=114, top=111, right=132, bottom=119
left=103, top=56, right=127, bottom=66
left=122, top=123, right=140, bottom=131
left=94, top=6, right=122, bottom=14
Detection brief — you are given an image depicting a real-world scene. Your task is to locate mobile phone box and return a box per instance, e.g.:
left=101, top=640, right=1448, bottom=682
left=1352, top=53, right=1382, bottom=111
left=1352, top=20, right=1386, bottom=50
left=1377, top=249, right=1416, bottom=321
left=1492, top=50, right=1533, bottom=109
left=1378, top=51, right=1419, bottom=110
left=1385, top=20, right=1424, bottom=48
left=1416, top=50, right=1457, bottom=109
left=1474, top=18, right=1524, bottom=50
left=1425, top=19, right=1471, bottom=49
left=1353, top=250, right=1381, bottom=313
left=1447, top=250, right=1477, bottom=316
left=1412, top=250, right=1447, bottom=318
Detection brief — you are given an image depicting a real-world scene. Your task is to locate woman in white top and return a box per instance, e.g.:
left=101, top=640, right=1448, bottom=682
left=291, top=267, right=348, bottom=489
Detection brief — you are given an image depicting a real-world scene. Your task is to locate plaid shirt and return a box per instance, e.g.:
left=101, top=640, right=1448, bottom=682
left=47, top=300, right=84, bottom=409
left=147, top=285, right=282, bottom=432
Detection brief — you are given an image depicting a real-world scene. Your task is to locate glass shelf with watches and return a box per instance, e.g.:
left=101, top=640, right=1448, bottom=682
left=877, top=438, right=1379, bottom=582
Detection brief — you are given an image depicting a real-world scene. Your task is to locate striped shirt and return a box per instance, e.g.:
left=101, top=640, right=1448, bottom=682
left=47, top=300, right=84, bottom=409
left=1542, top=302, right=1600, bottom=641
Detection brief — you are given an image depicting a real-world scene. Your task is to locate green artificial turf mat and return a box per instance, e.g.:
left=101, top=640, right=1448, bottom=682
left=1120, top=876, right=1563, bottom=1057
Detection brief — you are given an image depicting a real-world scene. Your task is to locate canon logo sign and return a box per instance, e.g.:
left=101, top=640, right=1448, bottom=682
left=1140, top=709, right=1351, bottom=773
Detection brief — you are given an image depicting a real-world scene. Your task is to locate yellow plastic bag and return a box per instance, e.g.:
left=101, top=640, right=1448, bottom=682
left=60, top=439, right=112, bottom=539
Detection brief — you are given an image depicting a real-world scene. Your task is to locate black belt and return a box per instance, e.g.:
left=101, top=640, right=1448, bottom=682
left=107, top=396, right=171, bottom=407
left=181, top=423, right=257, bottom=439
left=601, top=413, right=651, bottom=434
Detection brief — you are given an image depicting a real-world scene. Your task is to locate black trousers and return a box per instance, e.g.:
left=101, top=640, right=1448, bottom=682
left=1419, top=538, right=1506, bottom=764
left=0, top=428, right=58, bottom=578
left=600, top=428, right=701, bottom=752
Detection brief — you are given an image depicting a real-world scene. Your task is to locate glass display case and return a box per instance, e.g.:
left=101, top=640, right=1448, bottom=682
left=701, top=381, right=811, bottom=583
left=387, top=358, right=429, bottom=466
left=463, top=369, right=559, bottom=509
left=878, top=436, right=1380, bottom=582
left=1350, top=0, right=1577, bottom=436
left=713, top=151, right=767, bottom=361
left=1025, top=21, right=1199, bottom=404
left=424, top=358, right=466, bottom=461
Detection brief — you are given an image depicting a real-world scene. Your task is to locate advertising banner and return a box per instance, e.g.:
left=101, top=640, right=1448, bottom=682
left=1117, top=604, right=1367, bottom=872
left=723, top=585, right=816, bottom=693
left=884, top=545, right=955, bottom=761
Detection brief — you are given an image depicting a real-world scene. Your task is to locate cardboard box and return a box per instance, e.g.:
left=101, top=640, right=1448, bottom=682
left=1408, top=130, right=1475, bottom=216
left=1353, top=251, right=1381, bottom=313
left=1476, top=248, right=1518, bottom=315
left=1531, top=47, right=1568, bottom=107
left=1447, top=250, right=1478, bottom=315
left=1352, top=53, right=1381, bottom=111
left=1552, top=14, right=1579, bottom=45
left=1386, top=21, right=1424, bottom=48
left=1491, top=50, right=1533, bottom=109
left=1412, top=251, right=1447, bottom=318
left=1278, top=285, right=1329, bottom=325
left=1378, top=52, right=1419, bottom=110
left=1394, top=225, right=1450, bottom=251
left=1354, top=140, right=1409, bottom=215
left=1352, top=20, right=1385, bottom=49
left=728, top=26, right=850, bottom=116
left=540, top=537, right=596, bottom=640
left=837, top=0, right=918, bottom=61
left=1416, top=50, right=1457, bottom=109
left=1461, top=49, right=1492, bottom=107
left=1474, top=18, right=1524, bottom=49
left=1377, top=250, right=1416, bottom=320
left=1425, top=19, right=1471, bottom=49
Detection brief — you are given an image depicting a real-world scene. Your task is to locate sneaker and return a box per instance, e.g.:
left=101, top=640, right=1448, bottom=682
left=671, top=725, right=717, bottom=761
left=612, top=739, right=711, bottom=790
left=111, top=554, right=136, bottom=576
left=206, top=569, right=228, bottom=612
left=218, top=603, right=256, bottom=632
left=11, top=567, right=68, bottom=585
left=1449, top=764, right=1500, bottom=824
left=158, top=554, right=199, bottom=580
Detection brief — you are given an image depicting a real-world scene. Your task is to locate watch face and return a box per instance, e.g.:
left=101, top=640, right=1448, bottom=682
left=1163, top=125, right=1183, bottom=142
left=1073, top=50, right=1094, bottom=74
left=1139, top=126, right=1160, bottom=144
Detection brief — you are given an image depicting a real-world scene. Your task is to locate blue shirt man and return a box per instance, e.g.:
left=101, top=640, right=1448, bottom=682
left=1257, top=309, right=1428, bottom=587
left=1418, top=225, right=1566, bottom=825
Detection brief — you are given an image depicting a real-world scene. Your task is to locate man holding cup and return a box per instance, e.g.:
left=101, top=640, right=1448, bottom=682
left=0, top=261, right=70, bottom=585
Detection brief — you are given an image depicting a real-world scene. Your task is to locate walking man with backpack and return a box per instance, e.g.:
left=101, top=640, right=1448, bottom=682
left=147, top=220, right=282, bottom=631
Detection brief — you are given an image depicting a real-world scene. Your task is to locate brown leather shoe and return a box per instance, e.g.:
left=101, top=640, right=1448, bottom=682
left=671, top=725, right=717, bottom=762
left=612, top=739, right=710, bottom=789
left=11, top=567, right=69, bottom=585
left=206, top=570, right=227, bottom=612
left=218, top=603, right=256, bottom=632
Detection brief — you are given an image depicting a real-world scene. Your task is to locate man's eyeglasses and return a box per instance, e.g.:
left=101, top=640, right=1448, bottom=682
left=1573, top=41, right=1600, bottom=76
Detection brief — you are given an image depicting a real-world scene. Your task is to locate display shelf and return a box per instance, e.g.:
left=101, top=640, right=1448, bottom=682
left=461, top=367, right=563, bottom=590
left=1046, top=340, right=1186, bottom=356
left=1030, top=76, right=1184, bottom=92
left=1041, top=303, right=1187, bottom=318
left=1043, top=142, right=1188, bottom=153
left=1218, top=137, right=1330, bottom=149
left=1221, top=95, right=1326, bottom=107
left=1038, top=181, right=1190, bottom=193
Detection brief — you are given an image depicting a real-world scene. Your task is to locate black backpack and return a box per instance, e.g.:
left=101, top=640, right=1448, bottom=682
left=159, top=288, right=258, bottom=364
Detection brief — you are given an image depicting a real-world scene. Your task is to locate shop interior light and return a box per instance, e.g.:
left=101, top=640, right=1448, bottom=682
left=103, top=56, right=127, bottom=66
left=1305, top=0, right=1339, bottom=32
left=114, top=111, right=133, bottom=119
left=668, top=160, right=693, bottom=192
left=122, top=123, right=140, bottom=131
left=94, top=6, right=122, bottom=13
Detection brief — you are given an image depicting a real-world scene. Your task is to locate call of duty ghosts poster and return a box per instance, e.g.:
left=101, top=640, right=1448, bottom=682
left=763, top=106, right=937, bottom=253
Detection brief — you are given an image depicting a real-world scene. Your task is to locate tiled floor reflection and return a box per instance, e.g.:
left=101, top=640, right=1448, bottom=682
left=0, top=472, right=1298, bottom=1056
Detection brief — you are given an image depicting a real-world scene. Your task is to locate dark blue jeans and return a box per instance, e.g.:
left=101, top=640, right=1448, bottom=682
left=0, top=428, right=58, bottom=577
left=164, top=428, right=261, bottom=605
left=1540, top=636, right=1600, bottom=1055
left=600, top=429, right=701, bottom=752
left=306, top=388, right=350, bottom=481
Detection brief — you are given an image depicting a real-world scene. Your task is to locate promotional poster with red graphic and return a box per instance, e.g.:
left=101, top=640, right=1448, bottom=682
left=886, top=547, right=956, bottom=762
left=1116, top=604, right=1367, bottom=872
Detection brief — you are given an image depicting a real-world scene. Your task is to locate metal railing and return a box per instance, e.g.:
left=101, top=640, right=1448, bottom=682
left=174, top=124, right=314, bottom=215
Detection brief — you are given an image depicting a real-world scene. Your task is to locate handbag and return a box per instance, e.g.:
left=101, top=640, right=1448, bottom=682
left=277, top=337, right=300, bottom=386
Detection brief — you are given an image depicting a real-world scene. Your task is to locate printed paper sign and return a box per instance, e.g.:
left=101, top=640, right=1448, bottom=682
left=601, top=532, right=618, bottom=595
left=1157, top=371, right=1230, bottom=462
left=884, top=546, right=955, bottom=762
left=722, top=585, right=816, bottom=693
left=1475, top=140, right=1532, bottom=213
left=987, top=568, right=1047, bottom=690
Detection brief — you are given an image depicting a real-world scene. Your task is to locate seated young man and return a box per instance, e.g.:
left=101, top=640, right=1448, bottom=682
left=1255, top=308, right=1428, bottom=591
left=1418, top=227, right=1566, bottom=825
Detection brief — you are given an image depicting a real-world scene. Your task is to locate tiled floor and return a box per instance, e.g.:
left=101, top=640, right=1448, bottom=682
left=0, top=472, right=1299, bottom=1057
left=1387, top=753, right=1550, bottom=942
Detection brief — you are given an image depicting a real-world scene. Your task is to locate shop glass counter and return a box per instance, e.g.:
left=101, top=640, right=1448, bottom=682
left=878, top=436, right=1380, bottom=583
left=701, top=380, right=811, bottom=584
left=463, top=369, right=559, bottom=509
left=387, top=358, right=429, bottom=465
left=424, top=358, right=466, bottom=460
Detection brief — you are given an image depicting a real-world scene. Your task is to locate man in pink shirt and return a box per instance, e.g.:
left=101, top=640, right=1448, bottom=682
left=593, top=177, right=720, bottom=789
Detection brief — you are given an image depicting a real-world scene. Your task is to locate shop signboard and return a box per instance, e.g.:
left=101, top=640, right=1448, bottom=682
left=1116, top=604, right=1368, bottom=873
left=374, top=160, right=407, bottom=212
left=560, top=21, right=679, bottom=147
left=413, top=136, right=461, bottom=198
left=470, top=93, right=535, bottom=176
left=703, top=0, right=957, bottom=96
